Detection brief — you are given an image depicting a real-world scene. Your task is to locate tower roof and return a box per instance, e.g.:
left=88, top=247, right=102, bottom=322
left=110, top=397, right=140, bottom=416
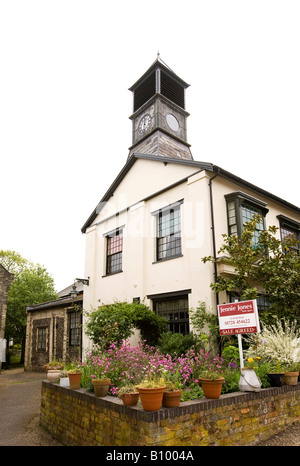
left=129, top=55, right=190, bottom=93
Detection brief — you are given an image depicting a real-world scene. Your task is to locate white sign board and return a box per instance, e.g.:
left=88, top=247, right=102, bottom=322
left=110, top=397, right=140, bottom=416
left=217, top=300, right=260, bottom=336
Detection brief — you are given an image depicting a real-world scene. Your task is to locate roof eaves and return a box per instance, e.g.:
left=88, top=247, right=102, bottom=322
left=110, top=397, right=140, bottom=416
left=212, top=165, right=300, bottom=214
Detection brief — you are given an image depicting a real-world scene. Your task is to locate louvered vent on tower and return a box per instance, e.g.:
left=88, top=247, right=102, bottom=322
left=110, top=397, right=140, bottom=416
left=161, top=70, right=185, bottom=109
left=133, top=70, right=156, bottom=112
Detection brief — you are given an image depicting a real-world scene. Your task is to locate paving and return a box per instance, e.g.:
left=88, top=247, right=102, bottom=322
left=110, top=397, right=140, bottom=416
left=0, top=367, right=62, bottom=446
left=0, top=367, right=300, bottom=446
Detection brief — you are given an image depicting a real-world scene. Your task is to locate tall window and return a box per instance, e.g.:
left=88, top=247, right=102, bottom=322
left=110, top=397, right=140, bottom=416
left=69, top=311, right=81, bottom=346
left=154, top=201, right=182, bottom=261
left=154, top=295, right=189, bottom=334
left=37, top=327, right=47, bottom=351
left=226, top=192, right=268, bottom=248
left=106, top=228, right=123, bottom=274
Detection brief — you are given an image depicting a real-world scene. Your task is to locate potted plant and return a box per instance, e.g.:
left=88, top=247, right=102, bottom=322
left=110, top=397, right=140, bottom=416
left=91, top=376, right=111, bottom=397
left=162, top=372, right=183, bottom=408
left=117, top=384, right=139, bottom=406
left=239, top=357, right=262, bottom=392
left=45, top=358, right=63, bottom=371
left=47, top=369, right=61, bottom=383
left=266, top=360, right=286, bottom=387
left=198, top=368, right=225, bottom=399
left=59, top=370, right=70, bottom=387
left=284, top=362, right=299, bottom=386
left=67, top=364, right=83, bottom=390
left=136, top=373, right=166, bottom=411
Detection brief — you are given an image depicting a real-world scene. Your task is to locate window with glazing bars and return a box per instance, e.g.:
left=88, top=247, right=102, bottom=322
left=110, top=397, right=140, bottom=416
left=37, top=327, right=47, bottom=351
left=154, top=296, right=189, bottom=335
left=106, top=229, right=123, bottom=274
left=280, top=224, right=299, bottom=254
left=226, top=192, right=268, bottom=249
left=157, top=204, right=181, bottom=261
left=69, top=311, right=81, bottom=346
left=241, top=203, right=264, bottom=248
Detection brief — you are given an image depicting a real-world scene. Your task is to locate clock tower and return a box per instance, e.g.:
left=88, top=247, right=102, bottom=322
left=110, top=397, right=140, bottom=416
left=128, top=56, right=193, bottom=160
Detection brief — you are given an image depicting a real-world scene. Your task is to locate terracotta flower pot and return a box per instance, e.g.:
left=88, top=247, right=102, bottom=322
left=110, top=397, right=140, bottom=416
left=121, top=392, right=140, bottom=406
left=162, top=389, right=182, bottom=408
left=47, top=370, right=61, bottom=383
left=137, top=385, right=166, bottom=411
left=284, top=371, right=299, bottom=386
left=199, top=377, right=224, bottom=399
left=92, top=378, right=111, bottom=397
left=68, top=372, right=82, bottom=390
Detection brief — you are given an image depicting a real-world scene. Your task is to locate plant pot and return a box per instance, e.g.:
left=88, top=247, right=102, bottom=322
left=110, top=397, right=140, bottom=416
left=162, top=389, right=182, bottom=408
left=92, top=378, right=111, bottom=397
left=47, top=370, right=61, bottom=383
left=199, top=378, right=224, bottom=399
left=239, top=368, right=261, bottom=392
left=267, top=373, right=285, bottom=387
left=284, top=371, right=299, bottom=386
left=121, top=392, right=139, bottom=406
left=137, top=385, right=166, bottom=411
left=68, top=372, right=82, bottom=390
left=60, top=377, right=69, bottom=387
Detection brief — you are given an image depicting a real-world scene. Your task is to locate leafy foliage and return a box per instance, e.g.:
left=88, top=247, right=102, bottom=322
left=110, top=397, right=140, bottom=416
left=202, top=215, right=300, bottom=325
left=158, top=331, right=201, bottom=356
left=84, top=301, right=167, bottom=350
left=0, top=250, right=57, bottom=345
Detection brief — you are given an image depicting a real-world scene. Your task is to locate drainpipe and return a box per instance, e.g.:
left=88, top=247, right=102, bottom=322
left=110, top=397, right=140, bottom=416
left=208, top=169, right=221, bottom=307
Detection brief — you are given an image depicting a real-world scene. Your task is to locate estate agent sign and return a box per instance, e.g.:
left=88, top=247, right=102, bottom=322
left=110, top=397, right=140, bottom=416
left=217, top=299, right=260, bottom=336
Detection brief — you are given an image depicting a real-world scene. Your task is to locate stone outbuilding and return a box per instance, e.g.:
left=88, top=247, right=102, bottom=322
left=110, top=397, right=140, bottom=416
left=24, top=282, right=83, bottom=372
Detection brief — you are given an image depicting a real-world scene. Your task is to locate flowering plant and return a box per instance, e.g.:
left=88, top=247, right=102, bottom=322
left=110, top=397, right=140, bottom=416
left=198, top=367, right=225, bottom=380
left=246, top=318, right=300, bottom=364
left=244, top=357, right=261, bottom=370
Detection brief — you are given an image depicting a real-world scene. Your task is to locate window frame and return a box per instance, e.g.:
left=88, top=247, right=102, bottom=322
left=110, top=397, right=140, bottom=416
left=105, top=227, right=124, bottom=275
left=37, top=327, right=47, bottom=351
left=151, top=292, right=190, bottom=335
left=152, top=200, right=183, bottom=262
left=277, top=215, right=300, bottom=254
left=69, top=310, right=82, bottom=347
left=225, top=192, right=269, bottom=241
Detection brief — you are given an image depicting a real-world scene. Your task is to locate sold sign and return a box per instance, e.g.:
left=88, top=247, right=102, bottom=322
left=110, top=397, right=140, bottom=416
left=217, top=300, right=260, bottom=336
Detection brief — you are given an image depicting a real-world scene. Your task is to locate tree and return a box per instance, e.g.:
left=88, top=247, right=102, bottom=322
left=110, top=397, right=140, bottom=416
left=202, top=215, right=300, bottom=325
left=0, top=250, right=57, bottom=363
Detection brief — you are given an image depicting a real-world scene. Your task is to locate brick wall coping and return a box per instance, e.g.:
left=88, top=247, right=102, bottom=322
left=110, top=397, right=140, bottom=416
left=42, top=379, right=300, bottom=422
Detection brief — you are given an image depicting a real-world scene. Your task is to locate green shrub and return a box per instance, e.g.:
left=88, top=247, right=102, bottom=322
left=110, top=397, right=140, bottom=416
left=84, top=301, right=167, bottom=350
left=158, top=331, right=201, bottom=356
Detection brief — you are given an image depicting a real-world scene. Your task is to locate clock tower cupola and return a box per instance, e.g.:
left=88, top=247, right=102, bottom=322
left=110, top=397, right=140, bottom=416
left=128, top=55, right=193, bottom=160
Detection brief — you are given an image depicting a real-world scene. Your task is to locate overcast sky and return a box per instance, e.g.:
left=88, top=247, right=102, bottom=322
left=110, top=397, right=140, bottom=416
left=1, top=1, right=299, bottom=291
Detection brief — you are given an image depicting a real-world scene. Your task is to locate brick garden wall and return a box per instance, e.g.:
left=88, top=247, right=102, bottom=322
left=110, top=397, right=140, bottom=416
left=40, top=380, right=300, bottom=446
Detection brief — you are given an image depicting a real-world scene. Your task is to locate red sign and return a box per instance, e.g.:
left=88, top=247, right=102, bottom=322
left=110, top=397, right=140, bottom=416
left=217, top=300, right=260, bottom=336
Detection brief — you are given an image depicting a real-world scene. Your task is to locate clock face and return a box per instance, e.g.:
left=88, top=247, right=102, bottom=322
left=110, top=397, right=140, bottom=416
left=138, top=114, right=151, bottom=134
left=166, top=113, right=179, bottom=132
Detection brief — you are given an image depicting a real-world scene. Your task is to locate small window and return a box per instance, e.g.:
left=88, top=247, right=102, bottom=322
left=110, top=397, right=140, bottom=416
left=37, top=327, right=47, bottom=351
left=153, top=201, right=182, bottom=261
left=69, top=311, right=81, bottom=346
left=106, top=228, right=123, bottom=275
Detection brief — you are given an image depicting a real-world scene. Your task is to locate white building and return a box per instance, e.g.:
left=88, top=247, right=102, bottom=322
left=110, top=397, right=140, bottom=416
left=81, top=57, right=300, bottom=353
